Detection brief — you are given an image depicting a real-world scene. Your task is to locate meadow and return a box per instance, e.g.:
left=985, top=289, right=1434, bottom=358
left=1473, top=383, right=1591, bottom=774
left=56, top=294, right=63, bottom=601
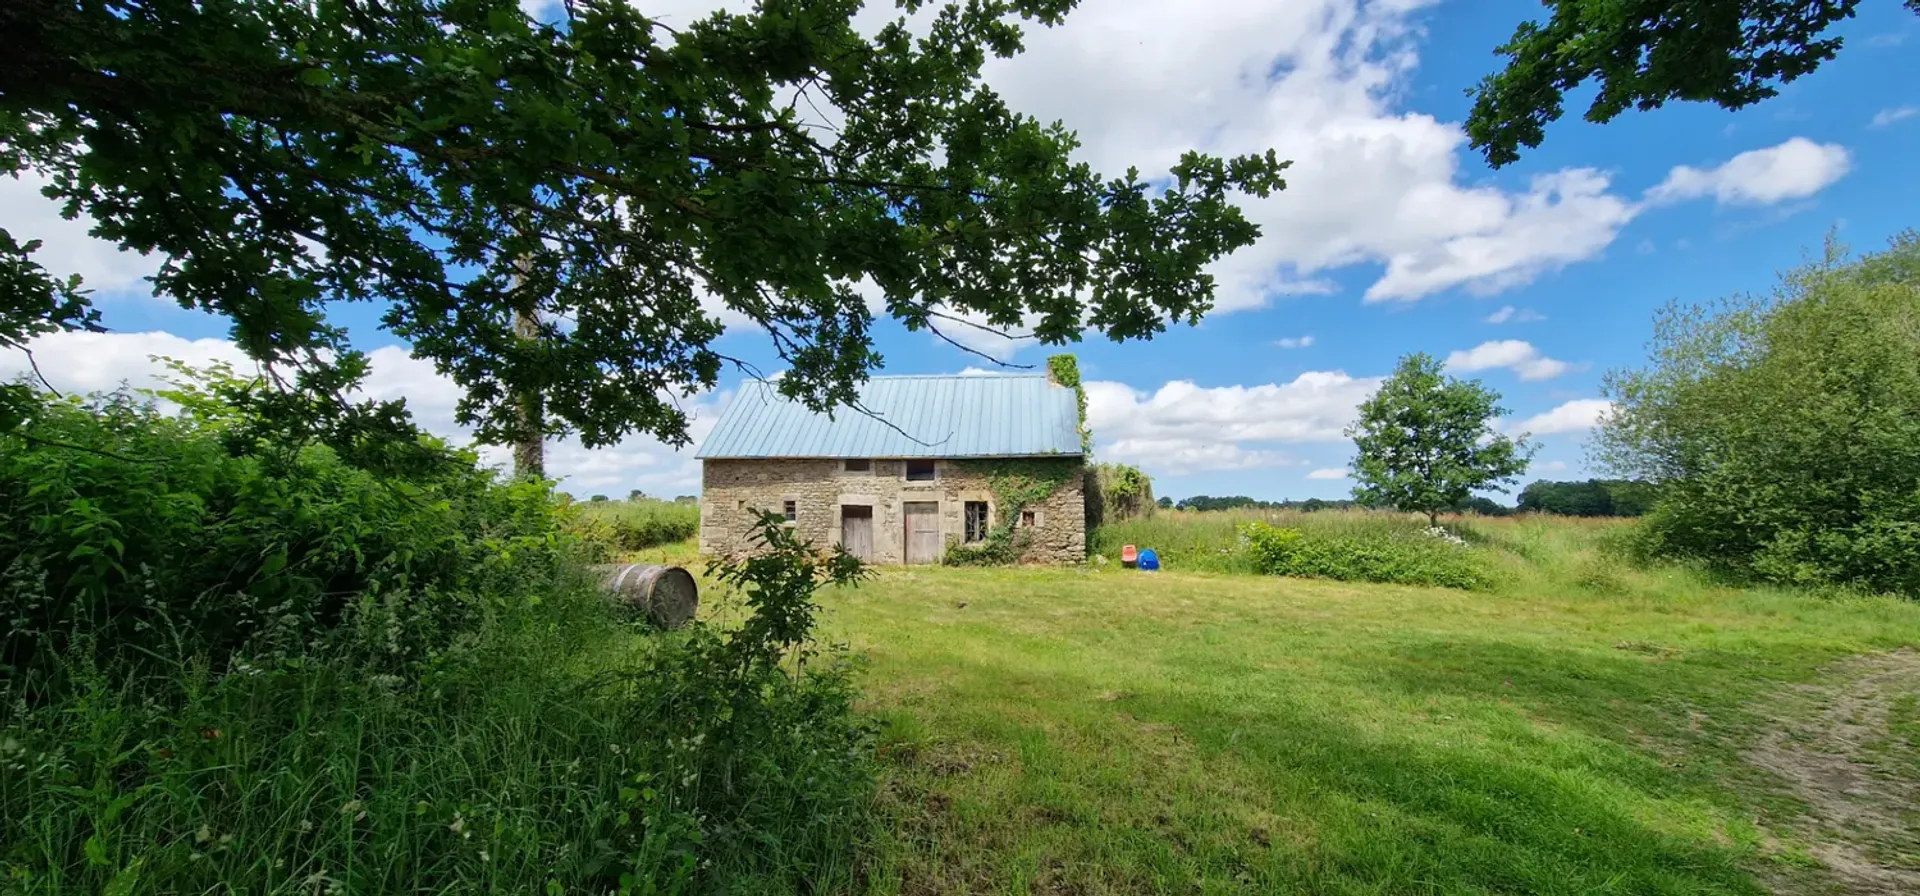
left=676, top=512, right=1920, bottom=894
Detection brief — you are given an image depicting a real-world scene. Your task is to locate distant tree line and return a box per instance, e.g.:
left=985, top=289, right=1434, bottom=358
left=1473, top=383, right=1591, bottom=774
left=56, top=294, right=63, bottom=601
left=1515, top=480, right=1658, bottom=517
left=1166, top=495, right=1362, bottom=513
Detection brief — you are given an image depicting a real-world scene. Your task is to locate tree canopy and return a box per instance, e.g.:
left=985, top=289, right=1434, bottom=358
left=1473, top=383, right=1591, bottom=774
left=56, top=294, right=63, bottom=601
left=1598, top=232, right=1920, bottom=593
left=1347, top=353, right=1533, bottom=526
left=1516, top=479, right=1657, bottom=517
left=0, top=0, right=1286, bottom=458
left=1466, top=0, right=1919, bottom=167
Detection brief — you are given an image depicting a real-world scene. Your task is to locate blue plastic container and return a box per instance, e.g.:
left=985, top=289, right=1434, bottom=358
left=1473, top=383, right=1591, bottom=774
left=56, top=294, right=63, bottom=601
left=1137, top=548, right=1160, bottom=572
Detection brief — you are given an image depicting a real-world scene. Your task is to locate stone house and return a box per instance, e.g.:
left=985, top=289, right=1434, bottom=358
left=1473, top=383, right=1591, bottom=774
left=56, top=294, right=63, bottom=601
left=696, top=374, right=1087, bottom=564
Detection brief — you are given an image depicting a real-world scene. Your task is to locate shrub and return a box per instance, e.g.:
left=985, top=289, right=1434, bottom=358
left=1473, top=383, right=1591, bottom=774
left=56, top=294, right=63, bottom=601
left=2, top=384, right=876, bottom=896
left=1240, top=521, right=1497, bottom=590
left=1598, top=233, right=1920, bottom=595
left=1, top=389, right=564, bottom=687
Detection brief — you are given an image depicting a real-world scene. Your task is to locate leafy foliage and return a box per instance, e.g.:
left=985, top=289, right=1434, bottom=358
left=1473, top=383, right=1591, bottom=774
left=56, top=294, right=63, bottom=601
left=1, top=0, right=1287, bottom=456
left=1598, top=233, right=1920, bottom=594
left=1047, top=353, right=1092, bottom=453
left=1, top=386, right=563, bottom=688
left=1465, top=0, right=1912, bottom=167
left=1240, top=521, right=1497, bottom=590
left=1348, top=353, right=1534, bottom=527
left=3, top=513, right=876, bottom=894
left=1517, top=479, right=1658, bottom=517
left=1085, top=461, right=1153, bottom=526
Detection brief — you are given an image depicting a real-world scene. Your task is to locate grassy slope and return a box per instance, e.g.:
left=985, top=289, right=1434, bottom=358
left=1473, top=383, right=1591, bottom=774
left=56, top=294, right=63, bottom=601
left=796, top=517, right=1920, bottom=895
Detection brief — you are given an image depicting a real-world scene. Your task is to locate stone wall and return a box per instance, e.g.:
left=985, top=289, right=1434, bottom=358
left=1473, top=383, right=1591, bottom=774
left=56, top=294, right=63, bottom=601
left=700, top=456, right=1086, bottom=564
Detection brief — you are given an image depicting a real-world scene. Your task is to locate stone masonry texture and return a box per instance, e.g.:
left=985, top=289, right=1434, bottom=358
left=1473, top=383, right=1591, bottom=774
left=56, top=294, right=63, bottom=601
left=700, top=457, right=1086, bottom=564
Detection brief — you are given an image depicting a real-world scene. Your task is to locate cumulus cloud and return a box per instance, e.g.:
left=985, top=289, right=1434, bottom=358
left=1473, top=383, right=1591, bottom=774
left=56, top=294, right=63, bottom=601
left=1646, top=137, right=1851, bottom=206
left=1085, top=371, right=1379, bottom=475
left=1445, top=340, right=1573, bottom=381
left=0, top=172, right=160, bottom=296
left=1871, top=106, right=1919, bottom=128
left=1274, top=335, right=1315, bottom=349
left=1514, top=398, right=1614, bottom=435
left=1, top=331, right=717, bottom=496
left=1306, top=467, right=1348, bottom=480
left=1536, top=459, right=1569, bottom=473
left=1485, top=305, right=1545, bottom=324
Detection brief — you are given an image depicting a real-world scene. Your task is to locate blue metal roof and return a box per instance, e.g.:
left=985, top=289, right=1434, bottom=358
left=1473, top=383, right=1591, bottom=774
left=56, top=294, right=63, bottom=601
left=696, top=374, right=1084, bottom=459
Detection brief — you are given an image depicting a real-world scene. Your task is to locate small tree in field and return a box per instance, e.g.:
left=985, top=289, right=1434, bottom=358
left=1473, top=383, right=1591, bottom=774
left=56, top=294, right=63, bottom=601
left=1347, top=353, right=1533, bottom=527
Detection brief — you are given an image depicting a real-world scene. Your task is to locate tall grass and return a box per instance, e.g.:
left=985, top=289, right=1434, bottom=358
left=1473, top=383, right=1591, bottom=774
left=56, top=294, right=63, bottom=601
left=2, top=582, right=874, bottom=894
left=1091, top=508, right=1503, bottom=587
left=569, top=498, right=702, bottom=555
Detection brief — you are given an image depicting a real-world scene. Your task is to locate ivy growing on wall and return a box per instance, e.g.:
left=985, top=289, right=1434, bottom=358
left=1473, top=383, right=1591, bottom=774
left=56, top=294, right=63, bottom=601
left=1047, top=354, right=1092, bottom=454
left=944, top=458, right=1079, bottom=566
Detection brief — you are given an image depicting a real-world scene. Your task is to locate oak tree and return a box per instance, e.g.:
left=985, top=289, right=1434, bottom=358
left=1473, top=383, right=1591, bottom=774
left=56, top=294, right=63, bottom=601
left=0, top=0, right=1287, bottom=469
left=1467, top=0, right=1918, bottom=168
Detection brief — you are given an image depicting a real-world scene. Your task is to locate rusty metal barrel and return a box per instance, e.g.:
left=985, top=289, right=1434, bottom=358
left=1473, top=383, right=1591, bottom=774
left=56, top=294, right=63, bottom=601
left=592, top=564, right=698, bottom=629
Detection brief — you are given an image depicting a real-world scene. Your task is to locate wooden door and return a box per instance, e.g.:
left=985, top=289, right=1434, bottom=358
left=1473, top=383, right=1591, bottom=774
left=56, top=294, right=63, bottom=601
left=903, top=501, right=941, bottom=564
left=840, top=505, right=873, bottom=561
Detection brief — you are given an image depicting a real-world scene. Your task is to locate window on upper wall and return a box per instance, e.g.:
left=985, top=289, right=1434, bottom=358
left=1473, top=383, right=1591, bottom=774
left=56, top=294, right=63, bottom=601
left=1020, top=509, right=1037, bottom=528
left=782, top=500, right=797, bottom=522
left=905, top=459, right=936, bottom=481
left=964, top=501, right=989, bottom=543
left=843, top=458, right=871, bottom=473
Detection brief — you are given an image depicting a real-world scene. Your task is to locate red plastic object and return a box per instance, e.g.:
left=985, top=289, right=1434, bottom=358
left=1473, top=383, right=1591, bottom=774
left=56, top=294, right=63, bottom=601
left=1121, top=544, right=1138, bottom=567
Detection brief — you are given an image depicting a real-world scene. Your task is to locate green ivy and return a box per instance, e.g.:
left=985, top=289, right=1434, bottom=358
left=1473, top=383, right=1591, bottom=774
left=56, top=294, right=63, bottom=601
left=1048, top=354, right=1092, bottom=454
left=944, top=458, right=1079, bottom=565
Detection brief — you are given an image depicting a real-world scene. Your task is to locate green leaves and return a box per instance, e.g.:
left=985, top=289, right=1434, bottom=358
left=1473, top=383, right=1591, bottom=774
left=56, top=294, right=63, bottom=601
left=1598, top=232, right=1920, bottom=593
left=1466, top=0, right=1868, bottom=167
left=1347, top=353, right=1534, bottom=526
left=3, top=0, right=1287, bottom=459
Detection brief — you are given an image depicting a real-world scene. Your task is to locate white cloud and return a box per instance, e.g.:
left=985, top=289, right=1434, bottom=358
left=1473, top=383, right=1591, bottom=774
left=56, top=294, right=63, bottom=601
left=0, top=172, right=160, bottom=296
left=1514, top=398, right=1614, bottom=435
left=978, top=0, right=1667, bottom=306
left=1445, top=340, right=1573, bottom=381
left=1646, top=137, right=1851, bottom=206
left=1484, top=305, right=1545, bottom=324
left=1536, top=459, right=1569, bottom=474
left=1274, top=335, right=1315, bottom=349
left=0, top=331, right=716, bottom=496
left=1871, top=106, right=1919, bottom=128
left=1085, top=371, right=1380, bottom=475
left=1306, top=467, right=1348, bottom=480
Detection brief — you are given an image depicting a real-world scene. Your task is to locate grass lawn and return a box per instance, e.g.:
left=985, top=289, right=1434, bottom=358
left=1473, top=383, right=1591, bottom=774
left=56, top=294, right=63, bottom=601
left=770, top=517, right=1920, bottom=895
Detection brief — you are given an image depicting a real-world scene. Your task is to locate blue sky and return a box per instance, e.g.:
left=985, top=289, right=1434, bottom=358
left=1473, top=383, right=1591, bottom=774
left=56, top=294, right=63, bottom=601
left=5, top=0, right=1917, bottom=502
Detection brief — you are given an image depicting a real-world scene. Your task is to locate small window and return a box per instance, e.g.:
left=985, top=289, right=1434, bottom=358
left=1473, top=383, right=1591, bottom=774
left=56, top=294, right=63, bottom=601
left=905, top=459, right=936, bottom=481
left=843, top=458, right=871, bottom=472
left=1019, top=509, right=1037, bottom=528
left=782, top=500, right=797, bottom=522
left=964, top=501, right=990, bottom=543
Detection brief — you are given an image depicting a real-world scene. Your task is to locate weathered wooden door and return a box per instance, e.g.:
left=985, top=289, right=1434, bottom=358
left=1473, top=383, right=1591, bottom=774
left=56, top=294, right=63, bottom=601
left=840, top=505, right=873, bottom=561
left=903, top=501, right=941, bottom=564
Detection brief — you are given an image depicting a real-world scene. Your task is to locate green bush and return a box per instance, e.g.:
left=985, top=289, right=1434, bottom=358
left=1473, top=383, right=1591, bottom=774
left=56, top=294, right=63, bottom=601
left=1240, top=521, right=1497, bottom=590
left=1597, top=234, right=1920, bottom=595
left=1, top=380, right=877, bottom=893
left=568, top=498, right=702, bottom=557
left=1, top=389, right=564, bottom=685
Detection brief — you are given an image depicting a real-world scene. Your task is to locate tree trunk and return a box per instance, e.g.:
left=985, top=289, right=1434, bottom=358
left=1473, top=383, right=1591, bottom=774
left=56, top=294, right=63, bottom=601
left=510, top=253, right=544, bottom=479
left=1426, top=509, right=1439, bottom=528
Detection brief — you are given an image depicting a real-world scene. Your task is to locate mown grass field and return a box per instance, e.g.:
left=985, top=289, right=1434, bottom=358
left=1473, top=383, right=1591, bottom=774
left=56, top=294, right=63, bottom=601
left=667, top=514, right=1920, bottom=894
